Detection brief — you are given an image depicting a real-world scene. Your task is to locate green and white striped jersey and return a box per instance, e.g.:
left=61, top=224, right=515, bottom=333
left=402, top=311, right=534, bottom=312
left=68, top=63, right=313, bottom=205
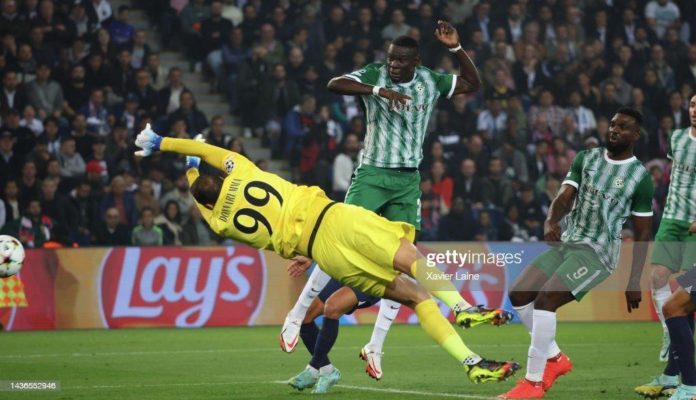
left=663, top=128, right=696, bottom=222
left=344, top=63, right=456, bottom=168
left=562, top=148, right=654, bottom=271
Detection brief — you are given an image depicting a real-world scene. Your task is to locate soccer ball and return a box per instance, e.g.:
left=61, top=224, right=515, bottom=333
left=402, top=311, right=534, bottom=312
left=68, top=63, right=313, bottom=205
left=0, top=235, right=25, bottom=278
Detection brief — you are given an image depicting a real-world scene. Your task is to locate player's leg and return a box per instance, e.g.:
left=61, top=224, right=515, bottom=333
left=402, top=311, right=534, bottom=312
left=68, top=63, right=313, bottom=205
left=663, top=289, right=696, bottom=399
left=508, top=248, right=563, bottom=358
left=288, top=285, right=357, bottom=392
left=502, top=249, right=607, bottom=399
left=280, top=265, right=332, bottom=352
left=308, top=287, right=360, bottom=394
left=298, top=296, right=325, bottom=355
left=382, top=274, right=519, bottom=383
left=345, top=166, right=403, bottom=359
left=662, top=267, right=696, bottom=399
left=393, top=238, right=513, bottom=328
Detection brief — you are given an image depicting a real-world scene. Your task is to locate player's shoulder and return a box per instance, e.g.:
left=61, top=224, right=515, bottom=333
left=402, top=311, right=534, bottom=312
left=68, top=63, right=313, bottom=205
left=415, top=65, right=447, bottom=78
left=361, top=63, right=386, bottom=72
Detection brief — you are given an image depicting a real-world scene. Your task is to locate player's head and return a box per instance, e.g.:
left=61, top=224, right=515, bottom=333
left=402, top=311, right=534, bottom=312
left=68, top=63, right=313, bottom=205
left=191, top=174, right=224, bottom=210
left=387, top=35, right=420, bottom=83
left=689, top=94, right=696, bottom=128
left=608, top=107, right=643, bottom=154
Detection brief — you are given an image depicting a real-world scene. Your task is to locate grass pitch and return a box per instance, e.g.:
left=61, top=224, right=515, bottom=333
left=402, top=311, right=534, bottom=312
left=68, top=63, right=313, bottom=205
left=2, top=322, right=662, bottom=399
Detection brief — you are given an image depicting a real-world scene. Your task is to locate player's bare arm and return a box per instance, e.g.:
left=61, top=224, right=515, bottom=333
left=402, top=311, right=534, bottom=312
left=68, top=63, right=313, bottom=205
left=327, top=77, right=411, bottom=107
left=543, top=184, right=577, bottom=242
left=435, top=20, right=482, bottom=95
left=626, top=216, right=652, bottom=313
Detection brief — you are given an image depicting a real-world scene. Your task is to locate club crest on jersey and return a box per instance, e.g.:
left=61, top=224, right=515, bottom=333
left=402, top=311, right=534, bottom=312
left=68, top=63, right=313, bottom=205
left=223, top=155, right=235, bottom=173
left=613, top=178, right=624, bottom=188
left=416, top=82, right=425, bottom=92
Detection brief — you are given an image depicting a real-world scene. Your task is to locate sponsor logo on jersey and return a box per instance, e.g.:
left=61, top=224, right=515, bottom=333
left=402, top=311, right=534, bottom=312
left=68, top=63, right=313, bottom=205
left=613, top=178, right=624, bottom=188
left=415, top=83, right=425, bottom=92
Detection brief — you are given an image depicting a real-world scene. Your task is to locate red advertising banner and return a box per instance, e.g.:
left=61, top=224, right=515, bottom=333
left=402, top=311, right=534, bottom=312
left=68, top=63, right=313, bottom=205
left=0, top=243, right=661, bottom=331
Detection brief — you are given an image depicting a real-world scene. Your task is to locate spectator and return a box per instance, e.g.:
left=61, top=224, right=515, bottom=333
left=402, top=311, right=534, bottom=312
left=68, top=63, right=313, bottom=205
left=107, top=5, right=135, bottom=49
left=62, top=64, right=89, bottom=117
left=283, top=94, right=316, bottom=164
left=79, top=87, right=110, bottom=136
left=332, top=133, right=359, bottom=201
left=181, top=205, right=215, bottom=245
left=493, top=139, right=529, bottom=183
left=93, top=206, right=130, bottom=245
left=25, top=63, right=63, bottom=118
left=70, top=180, right=97, bottom=245
left=382, top=8, right=411, bottom=40
left=1, top=179, right=21, bottom=226
left=200, top=1, right=232, bottom=61
left=438, top=197, right=475, bottom=241
left=19, top=104, right=43, bottom=136
left=513, top=183, right=544, bottom=240
left=156, top=67, right=187, bottom=116
left=206, top=115, right=231, bottom=149
left=179, top=0, right=210, bottom=71
left=476, top=98, right=507, bottom=144
left=567, top=91, right=597, bottom=137
left=430, top=160, right=453, bottom=210
left=529, top=89, right=567, bottom=136
left=0, top=130, right=21, bottom=183
left=474, top=209, right=498, bottom=241
left=40, top=177, right=77, bottom=244
left=1, top=69, right=28, bottom=114
left=1, top=198, right=53, bottom=248
left=131, top=207, right=163, bottom=246
left=453, top=158, right=489, bottom=209
left=644, top=0, right=680, bottom=39
left=160, top=173, right=194, bottom=224
left=58, top=136, right=85, bottom=181
left=155, top=199, right=183, bottom=245
left=419, top=176, right=444, bottom=241
left=167, top=91, right=208, bottom=137
left=499, top=204, right=530, bottom=242
left=129, top=30, right=150, bottom=69
left=99, top=175, right=137, bottom=227
left=85, top=0, right=113, bottom=29
left=133, top=178, right=160, bottom=215
left=483, top=157, right=513, bottom=208
left=146, top=53, right=167, bottom=90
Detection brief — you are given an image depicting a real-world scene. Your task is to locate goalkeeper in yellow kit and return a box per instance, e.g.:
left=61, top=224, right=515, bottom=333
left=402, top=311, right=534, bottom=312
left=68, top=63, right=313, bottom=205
left=134, top=125, right=519, bottom=386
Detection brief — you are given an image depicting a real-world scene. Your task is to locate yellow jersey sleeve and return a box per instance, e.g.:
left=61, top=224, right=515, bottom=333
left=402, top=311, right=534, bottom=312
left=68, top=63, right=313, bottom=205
left=186, top=167, right=213, bottom=222
left=160, top=137, right=256, bottom=175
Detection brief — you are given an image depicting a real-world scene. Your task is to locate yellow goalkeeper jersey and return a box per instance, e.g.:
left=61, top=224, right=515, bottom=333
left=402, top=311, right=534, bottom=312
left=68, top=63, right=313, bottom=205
left=160, top=137, right=334, bottom=258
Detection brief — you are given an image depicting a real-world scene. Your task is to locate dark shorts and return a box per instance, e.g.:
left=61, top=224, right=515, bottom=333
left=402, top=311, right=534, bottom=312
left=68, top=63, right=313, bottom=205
left=676, top=263, right=696, bottom=304
left=318, top=278, right=380, bottom=315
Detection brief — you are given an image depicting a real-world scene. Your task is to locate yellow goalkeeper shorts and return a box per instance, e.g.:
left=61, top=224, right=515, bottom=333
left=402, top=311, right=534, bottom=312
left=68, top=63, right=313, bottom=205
left=309, top=202, right=416, bottom=298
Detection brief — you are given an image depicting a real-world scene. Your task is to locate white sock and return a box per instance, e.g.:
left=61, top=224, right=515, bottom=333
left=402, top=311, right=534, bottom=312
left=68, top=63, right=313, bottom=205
left=653, top=283, right=672, bottom=331
left=526, top=309, right=557, bottom=382
left=513, top=302, right=534, bottom=333
left=367, top=299, right=400, bottom=352
left=289, top=266, right=331, bottom=320
left=319, top=364, right=334, bottom=374
left=515, top=302, right=562, bottom=358
left=306, top=365, right=319, bottom=377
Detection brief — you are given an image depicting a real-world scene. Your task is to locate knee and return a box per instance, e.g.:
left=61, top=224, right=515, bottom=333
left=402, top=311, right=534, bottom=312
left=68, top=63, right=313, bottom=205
left=652, top=265, right=672, bottom=289
left=663, top=299, right=684, bottom=319
left=509, top=290, right=534, bottom=307
left=322, top=298, right=346, bottom=320
left=533, top=291, right=564, bottom=312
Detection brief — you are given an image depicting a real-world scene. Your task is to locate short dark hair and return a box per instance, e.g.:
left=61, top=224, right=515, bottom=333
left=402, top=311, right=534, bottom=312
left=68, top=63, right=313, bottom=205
left=616, top=107, right=643, bottom=127
left=392, top=35, right=419, bottom=51
left=190, top=174, right=224, bottom=206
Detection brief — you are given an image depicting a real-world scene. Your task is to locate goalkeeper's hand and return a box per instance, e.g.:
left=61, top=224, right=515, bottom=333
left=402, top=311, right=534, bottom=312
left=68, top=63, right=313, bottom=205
left=185, top=134, right=206, bottom=169
left=134, top=123, right=163, bottom=157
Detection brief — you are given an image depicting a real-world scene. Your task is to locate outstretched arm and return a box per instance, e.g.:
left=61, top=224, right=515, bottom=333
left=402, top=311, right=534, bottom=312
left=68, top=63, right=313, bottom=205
left=434, top=20, right=482, bottom=95
left=135, top=124, right=241, bottom=175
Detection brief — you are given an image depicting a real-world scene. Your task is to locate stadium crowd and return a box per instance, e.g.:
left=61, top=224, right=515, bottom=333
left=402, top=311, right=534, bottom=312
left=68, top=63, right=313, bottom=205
left=0, top=0, right=694, bottom=247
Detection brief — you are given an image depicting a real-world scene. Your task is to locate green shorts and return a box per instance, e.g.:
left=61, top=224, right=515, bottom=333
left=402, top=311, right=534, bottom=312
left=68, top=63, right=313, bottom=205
left=532, top=244, right=611, bottom=301
left=344, top=163, right=421, bottom=230
left=651, top=218, right=696, bottom=272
